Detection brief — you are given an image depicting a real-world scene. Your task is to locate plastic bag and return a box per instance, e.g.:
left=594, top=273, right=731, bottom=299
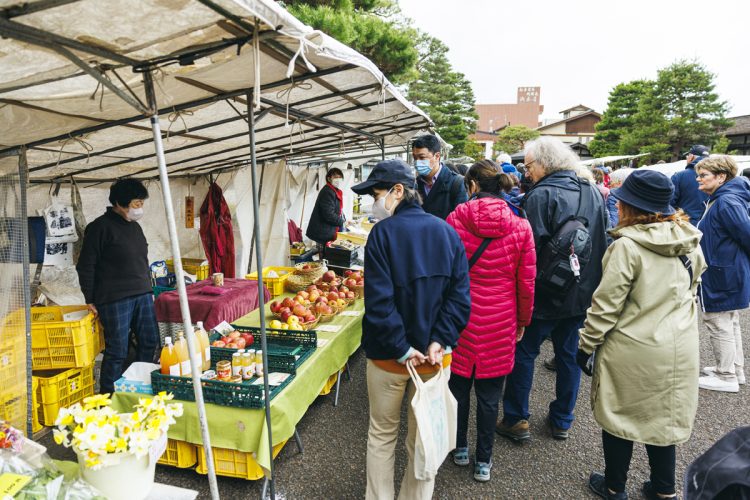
left=406, top=363, right=457, bottom=481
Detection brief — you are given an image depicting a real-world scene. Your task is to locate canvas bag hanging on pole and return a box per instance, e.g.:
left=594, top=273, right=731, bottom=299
left=406, top=362, right=457, bottom=481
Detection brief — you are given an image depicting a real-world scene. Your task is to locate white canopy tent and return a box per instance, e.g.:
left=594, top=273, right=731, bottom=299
left=0, top=1, right=438, bottom=498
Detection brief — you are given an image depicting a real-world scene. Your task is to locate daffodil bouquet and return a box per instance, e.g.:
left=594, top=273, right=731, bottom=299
left=53, top=392, right=183, bottom=469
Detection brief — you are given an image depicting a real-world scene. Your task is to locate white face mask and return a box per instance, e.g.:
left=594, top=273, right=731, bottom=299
left=371, top=187, right=395, bottom=220
left=127, top=207, right=144, bottom=221
left=331, top=178, right=343, bottom=189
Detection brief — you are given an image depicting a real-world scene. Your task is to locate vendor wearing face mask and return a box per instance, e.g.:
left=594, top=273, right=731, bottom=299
left=76, top=178, right=159, bottom=394
left=352, top=159, right=471, bottom=499
left=412, top=134, right=468, bottom=220
left=306, top=168, right=348, bottom=255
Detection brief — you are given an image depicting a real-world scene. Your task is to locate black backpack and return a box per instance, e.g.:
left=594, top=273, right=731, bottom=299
left=535, top=178, right=593, bottom=300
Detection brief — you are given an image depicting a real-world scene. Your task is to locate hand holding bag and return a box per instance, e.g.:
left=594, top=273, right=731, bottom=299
left=406, top=362, right=457, bottom=481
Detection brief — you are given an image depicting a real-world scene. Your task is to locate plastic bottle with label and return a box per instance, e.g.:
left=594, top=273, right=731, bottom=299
left=195, top=321, right=211, bottom=371
left=232, top=351, right=243, bottom=377
left=174, top=332, right=191, bottom=376
left=160, top=337, right=180, bottom=376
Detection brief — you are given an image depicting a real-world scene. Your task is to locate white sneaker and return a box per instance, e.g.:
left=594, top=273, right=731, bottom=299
left=702, top=366, right=746, bottom=385
left=699, top=375, right=740, bottom=393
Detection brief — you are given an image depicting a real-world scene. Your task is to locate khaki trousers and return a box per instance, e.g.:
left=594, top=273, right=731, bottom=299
left=365, top=360, right=439, bottom=500
left=702, top=310, right=745, bottom=381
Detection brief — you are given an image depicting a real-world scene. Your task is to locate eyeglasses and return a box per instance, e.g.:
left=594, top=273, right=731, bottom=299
left=526, top=160, right=537, bottom=168
left=696, top=173, right=714, bottom=179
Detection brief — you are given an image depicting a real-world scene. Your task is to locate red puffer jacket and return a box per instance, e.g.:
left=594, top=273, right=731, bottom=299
left=446, top=195, right=536, bottom=378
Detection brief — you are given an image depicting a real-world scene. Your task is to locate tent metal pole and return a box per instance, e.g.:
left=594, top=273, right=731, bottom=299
left=380, top=137, right=385, bottom=160
left=18, top=147, right=33, bottom=437
left=142, top=71, right=220, bottom=500
left=247, top=91, right=276, bottom=500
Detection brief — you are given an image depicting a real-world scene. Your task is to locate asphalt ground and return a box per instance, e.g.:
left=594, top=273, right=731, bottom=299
left=41, top=310, right=750, bottom=499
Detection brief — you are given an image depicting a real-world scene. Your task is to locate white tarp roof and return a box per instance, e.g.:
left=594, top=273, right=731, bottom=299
left=579, top=153, right=649, bottom=166
left=0, top=0, right=434, bottom=181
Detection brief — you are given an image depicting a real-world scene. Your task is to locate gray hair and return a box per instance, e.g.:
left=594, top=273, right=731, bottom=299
left=496, top=152, right=512, bottom=164
left=609, top=167, right=634, bottom=187
left=524, top=137, right=579, bottom=175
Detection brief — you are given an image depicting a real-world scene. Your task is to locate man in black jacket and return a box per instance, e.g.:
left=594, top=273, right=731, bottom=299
left=412, top=134, right=468, bottom=219
left=497, top=137, right=608, bottom=442
left=76, top=179, right=159, bottom=394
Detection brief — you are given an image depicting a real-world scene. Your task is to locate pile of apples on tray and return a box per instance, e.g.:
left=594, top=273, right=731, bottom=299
left=342, top=270, right=364, bottom=289
left=269, top=293, right=318, bottom=329
left=211, top=330, right=254, bottom=348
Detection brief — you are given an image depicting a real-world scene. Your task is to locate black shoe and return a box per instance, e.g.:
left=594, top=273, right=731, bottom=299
left=589, top=472, right=628, bottom=499
left=543, top=356, right=557, bottom=371
left=548, top=417, right=569, bottom=440
left=642, top=481, right=677, bottom=500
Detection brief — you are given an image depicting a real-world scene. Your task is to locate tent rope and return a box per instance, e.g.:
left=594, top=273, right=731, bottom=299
left=286, top=30, right=322, bottom=78
left=165, top=108, right=194, bottom=140
left=277, top=79, right=313, bottom=128
left=55, top=134, right=93, bottom=169
left=252, top=21, right=262, bottom=110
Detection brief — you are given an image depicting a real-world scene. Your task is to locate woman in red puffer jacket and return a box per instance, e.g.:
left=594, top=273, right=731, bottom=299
left=446, top=159, right=536, bottom=482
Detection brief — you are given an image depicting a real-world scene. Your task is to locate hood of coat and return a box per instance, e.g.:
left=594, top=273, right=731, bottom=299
left=612, top=221, right=702, bottom=257
left=452, top=196, right=515, bottom=239
left=531, top=169, right=582, bottom=192
left=708, top=176, right=750, bottom=204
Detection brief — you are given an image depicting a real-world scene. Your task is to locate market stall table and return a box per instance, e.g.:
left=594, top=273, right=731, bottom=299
left=154, top=278, right=270, bottom=343
left=111, top=295, right=363, bottom=478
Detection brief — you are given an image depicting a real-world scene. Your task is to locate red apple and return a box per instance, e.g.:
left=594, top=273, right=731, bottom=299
left=338, top=292, right=346, bottom=299
left=356, top=279, right=364, bottom=286
left=306, top=285, right=318, bottom=292
left=322, top=270, right=336, bottom=283
left=241, top=333, right=254, bottom=345
left=281, top=297, right=295, bottom=309
left=344, top=270, right=353, bottom=277
left=316, top=296, right=328, bottom=304
left=212, top=340, right=226, bottom=348
left=345, top=278, right=357, bottom=287
left=226, top=342, right=238, bottom=349
left=293, top=304, right=307, bottom=317
left=326, top=292, right=339, bottom=302
left=227, top=331, right=241, bottom=340
left=304, top=313, right=316, bottom=323
left=346, top=291, right=355, bottom=299
left=280, top=310, right=292, bottom=323
left=340, top=286, right=349, bottom=293
left=270, top=300, right=280, bottom=313
left=235, top=338, right=246, bottom=349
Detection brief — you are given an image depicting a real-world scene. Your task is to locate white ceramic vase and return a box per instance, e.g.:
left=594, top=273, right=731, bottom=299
left=77, top=451, right=156, bottom=500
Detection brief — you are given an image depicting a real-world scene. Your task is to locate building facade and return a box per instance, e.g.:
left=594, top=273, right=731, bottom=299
left=472, top=87, right=544, bottom=158
left=726, top=115, right=750, bottom=156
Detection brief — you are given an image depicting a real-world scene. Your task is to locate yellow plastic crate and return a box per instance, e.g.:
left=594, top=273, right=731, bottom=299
left=32, top=378, right=41, bottom=434
left=246, top=266, right=294, bottom=298
left=0, top=392, right=25, bottom=433
left=195, top=440, right=288, bottom=480
left=29, top=306, right=104, bottom=370
left=0, top=332, right=25, bottom=392
left=158, top=439, right=197, bottom=468
left=34, top=365, right=95, bottom=426
left=167, top=258, right=209, bottom=281
left=319, top=371, right=339, bottom=396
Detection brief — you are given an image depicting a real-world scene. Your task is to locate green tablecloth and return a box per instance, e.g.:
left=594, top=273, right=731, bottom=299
left=111, top=296, right=363, bottom=473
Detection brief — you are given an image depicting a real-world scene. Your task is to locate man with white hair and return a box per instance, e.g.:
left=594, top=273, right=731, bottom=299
left=497, top=137, right=608, bottom=442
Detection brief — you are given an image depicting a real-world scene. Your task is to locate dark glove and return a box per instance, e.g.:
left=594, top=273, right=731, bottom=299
left=576, top=349, right=594, bottom=377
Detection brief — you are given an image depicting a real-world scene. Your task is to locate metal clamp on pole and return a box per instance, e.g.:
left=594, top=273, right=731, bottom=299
left=142, top=70, right=220, bottom=500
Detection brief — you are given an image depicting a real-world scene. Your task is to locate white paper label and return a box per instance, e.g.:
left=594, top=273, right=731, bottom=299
left=204, top=347, right=211, bottom=363
left=338, top=310, right=362, bottom=317
left=316, top=324, right=342, bottom=333
left=232, top=365, right=241, bottom=376
left=180, top=360, right=191, bottom=376
left=169, top=364, right=180, bottom=376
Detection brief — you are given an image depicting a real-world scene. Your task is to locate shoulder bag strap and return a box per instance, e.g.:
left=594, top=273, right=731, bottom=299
left=678, top=254, right=693, bottom=284
left=468, top=237, right=493, bottom=269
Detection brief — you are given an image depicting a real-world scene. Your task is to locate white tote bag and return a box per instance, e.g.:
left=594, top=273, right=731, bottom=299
left=407, top=362, right=458, bottom=481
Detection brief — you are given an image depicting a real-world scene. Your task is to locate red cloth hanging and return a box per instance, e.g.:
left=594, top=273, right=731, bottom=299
left=199, top=182, right=235, bottom=278
left=287, top=219, right=303, bottom=243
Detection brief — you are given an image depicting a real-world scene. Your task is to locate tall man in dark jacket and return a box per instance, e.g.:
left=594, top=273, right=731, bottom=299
left=412, top=134, right=468, bottom=219
left=497, top=137, right=608, bottom=442
left=76, top=179, right=159, bottom=394
left=671, top=144, right=710, bottom=225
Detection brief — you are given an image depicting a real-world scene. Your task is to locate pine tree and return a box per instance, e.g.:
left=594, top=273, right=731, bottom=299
left=407, top=36, right=478, bottom=155
left=589, top=80, right=652, bottom=158
left=492, top=125, right=540, bottom=156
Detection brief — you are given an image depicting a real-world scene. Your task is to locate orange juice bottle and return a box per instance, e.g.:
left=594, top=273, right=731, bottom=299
left=160, top=337, right=180, bottom=376
left=174, top=332, right=191, bottom=376
left=195, top=321, right=211, bottom=371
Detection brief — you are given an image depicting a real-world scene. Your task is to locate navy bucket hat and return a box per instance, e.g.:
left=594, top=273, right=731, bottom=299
left=611, top=169, right=675, bottom=215
left=351, top=159, right=416, bottom=195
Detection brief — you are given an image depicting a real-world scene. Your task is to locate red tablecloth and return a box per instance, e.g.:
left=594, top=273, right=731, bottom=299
left=154, top=278, right=270, bottom=330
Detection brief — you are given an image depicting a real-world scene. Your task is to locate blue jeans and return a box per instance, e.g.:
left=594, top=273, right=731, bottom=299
left=502, top=315, right=584, bottom=430
left=97, top=293, right=159, bottom=394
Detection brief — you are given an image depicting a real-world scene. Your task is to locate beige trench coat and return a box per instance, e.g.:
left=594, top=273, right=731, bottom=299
left=579, top=221, right=707, bottom=445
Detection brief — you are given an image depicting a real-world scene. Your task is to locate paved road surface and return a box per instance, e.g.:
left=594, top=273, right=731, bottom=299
left=42, top=311, right=750, bottom=499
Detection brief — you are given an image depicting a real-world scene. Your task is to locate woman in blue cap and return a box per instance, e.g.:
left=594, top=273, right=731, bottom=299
left=577, top=169, right=706, bottom=500
left=352, top=159, right=471, bottom=500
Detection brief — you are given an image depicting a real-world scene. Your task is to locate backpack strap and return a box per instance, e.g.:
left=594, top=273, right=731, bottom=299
left=468, top=238, right=493, bottom=269
left=679, top=254, right=693, bottom=283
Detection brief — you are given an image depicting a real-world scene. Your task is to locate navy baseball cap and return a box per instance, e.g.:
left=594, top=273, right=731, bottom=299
left=684, top=144, right=710, bottom=158
left=351, top=159, right=416, bottom=195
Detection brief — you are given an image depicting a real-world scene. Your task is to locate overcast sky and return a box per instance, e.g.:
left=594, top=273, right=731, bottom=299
left=398, top=0, right=749, bottom=122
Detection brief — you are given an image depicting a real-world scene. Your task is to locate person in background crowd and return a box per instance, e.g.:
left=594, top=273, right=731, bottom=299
left=671, top=144, right=710, bottom=225
left=579, top=169, right=706, bottom=500
left=497, top=137, right=608, bottom=442
left=306, top=168, right=348, bottom=256
left=695, top=156, right=750, bottom=393
left=592, top=168, right=610, bottom=202
left=351, top=159, right=471, bottom=500
left=593, top=165, right=611, bottom=188
left=446, top=160, right=536, bottom=482
left=76, top=179, right=160, bottom=394
left=742, top=167, right=750, bottom=181
left=445, top=162, right=469, bottom=176
left=606, top=168, right=634, bottom=228
left=412, top=134, right=468, bottom=220
left=496, top=153, right=522, bottom=181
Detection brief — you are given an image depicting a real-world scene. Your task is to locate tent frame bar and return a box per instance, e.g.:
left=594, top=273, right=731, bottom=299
left=1, top=0, right=82, bottom=19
